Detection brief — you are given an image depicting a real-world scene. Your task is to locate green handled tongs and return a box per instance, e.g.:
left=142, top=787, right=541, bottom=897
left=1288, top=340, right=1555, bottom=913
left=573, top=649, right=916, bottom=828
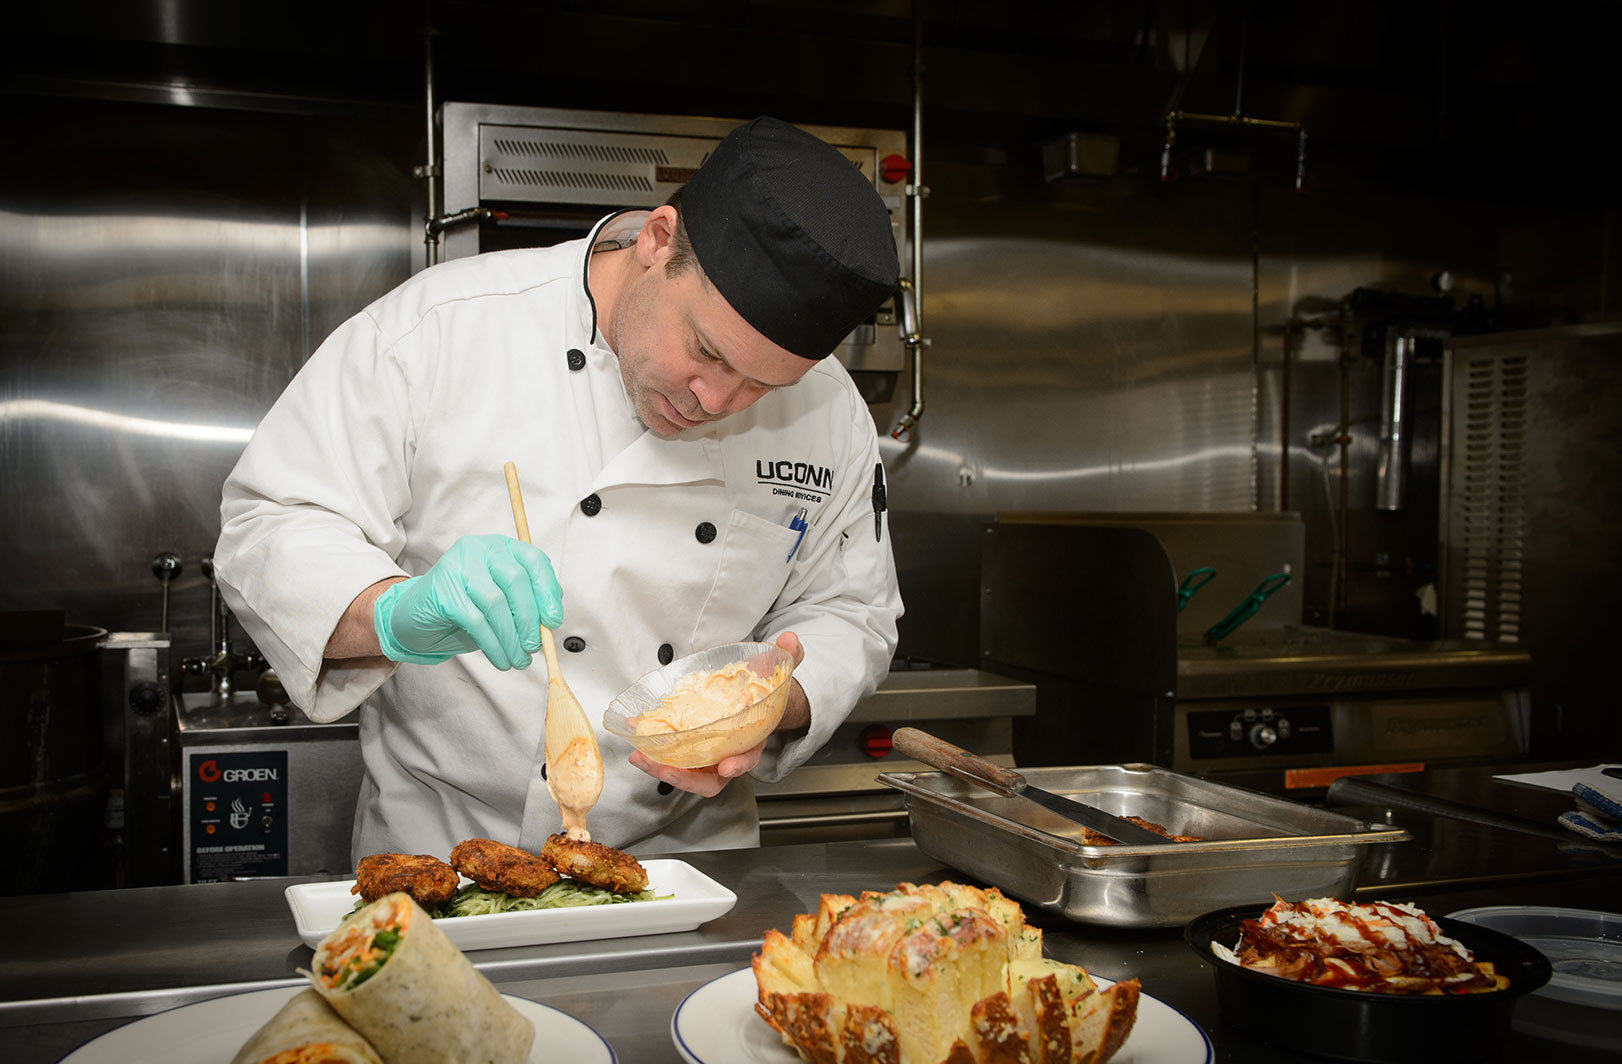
left=1204, top=572, right=1291, bottom=643
left=1177, top=567, right=1217, bottom=611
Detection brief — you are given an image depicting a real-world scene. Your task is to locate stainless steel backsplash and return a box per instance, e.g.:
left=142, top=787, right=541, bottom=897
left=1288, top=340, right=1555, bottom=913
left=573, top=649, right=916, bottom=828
left=0, top=94, right=1514, bottom=669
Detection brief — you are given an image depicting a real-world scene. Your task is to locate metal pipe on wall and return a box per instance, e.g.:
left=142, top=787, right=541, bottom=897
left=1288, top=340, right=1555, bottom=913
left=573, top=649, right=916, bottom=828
left=418, top=23, right=442, bottom=268
left=890, top=2, right=929, bottom=441
left=1280, top=320, right=1295, bottom=512
left=418, top=26, right=498, bottom=266
left=908, top=2, right=925, bottom=346
left=1377, top=333, right=1414, bottom=510
left=1336, top=353, right=1351, bottom=623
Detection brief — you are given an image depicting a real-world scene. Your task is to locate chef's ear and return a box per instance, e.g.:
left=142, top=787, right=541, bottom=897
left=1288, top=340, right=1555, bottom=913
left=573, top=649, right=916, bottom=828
left=636, top=205, right=681, bottom=266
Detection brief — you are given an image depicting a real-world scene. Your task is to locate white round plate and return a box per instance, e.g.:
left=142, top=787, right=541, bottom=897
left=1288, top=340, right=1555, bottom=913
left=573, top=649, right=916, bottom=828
left=61, top=985, right=614, bottom=1064
left=671, top=966, right=1212, bottom=1064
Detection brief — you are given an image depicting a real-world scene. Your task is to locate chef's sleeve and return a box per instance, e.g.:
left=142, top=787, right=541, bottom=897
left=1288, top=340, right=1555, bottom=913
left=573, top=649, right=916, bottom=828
left=750, top=397, right=902, bottom=781
left=213, top=309, right=416, bottom=721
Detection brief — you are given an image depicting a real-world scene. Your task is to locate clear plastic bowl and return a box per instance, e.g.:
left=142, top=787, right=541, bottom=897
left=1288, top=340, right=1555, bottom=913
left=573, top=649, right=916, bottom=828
left=602, top=642, right=794, bottom=769
left=1448, top=906, right=1622, bottom=1011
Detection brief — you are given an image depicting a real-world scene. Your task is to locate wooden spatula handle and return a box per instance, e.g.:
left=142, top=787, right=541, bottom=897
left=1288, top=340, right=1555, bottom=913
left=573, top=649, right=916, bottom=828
left=503, top=459, right=605, bottom=843
left=505, top=463, right=533, bottom=543
left=892, top=726, right=1024, bottom=796
left=503, top=461, right=566, bottom=668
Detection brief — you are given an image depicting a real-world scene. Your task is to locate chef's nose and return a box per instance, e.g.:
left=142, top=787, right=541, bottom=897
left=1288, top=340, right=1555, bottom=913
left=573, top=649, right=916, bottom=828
left=692, top=368, right=752, bottom=417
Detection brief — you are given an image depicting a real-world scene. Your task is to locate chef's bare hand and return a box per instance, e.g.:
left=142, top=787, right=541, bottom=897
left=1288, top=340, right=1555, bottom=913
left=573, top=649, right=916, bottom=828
left=627, top=632, right=807, bottom=798
left=373, top=534, right=563, bottom=669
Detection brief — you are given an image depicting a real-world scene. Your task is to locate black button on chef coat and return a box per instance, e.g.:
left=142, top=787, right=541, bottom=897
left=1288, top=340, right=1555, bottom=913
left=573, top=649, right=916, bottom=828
left=695, top=522, right=717, bottom=543
left=566, top=348, right=586, bottom=371
left=657, top=643, right=674, bottom=665
left=580, top=494, right=602, bottom=516
left=657, top=781, right=675, bottom=796
left=563, top=635, right=586, bottom=653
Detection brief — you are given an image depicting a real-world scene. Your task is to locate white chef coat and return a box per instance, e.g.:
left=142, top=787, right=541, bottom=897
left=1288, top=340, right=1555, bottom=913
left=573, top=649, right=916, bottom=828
left=214, top=211, right=901, bottom=860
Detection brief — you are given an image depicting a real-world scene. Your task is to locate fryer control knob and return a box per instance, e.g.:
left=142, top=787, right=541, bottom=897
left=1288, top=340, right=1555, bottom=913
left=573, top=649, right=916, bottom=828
left=129, top=680, right=168, bottom=717
left=1248, top=723, right=1278, bottom=750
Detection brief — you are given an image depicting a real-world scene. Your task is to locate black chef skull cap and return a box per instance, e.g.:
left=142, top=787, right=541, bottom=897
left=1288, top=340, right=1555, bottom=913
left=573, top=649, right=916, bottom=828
left=680, top=116, right=899, bottom=361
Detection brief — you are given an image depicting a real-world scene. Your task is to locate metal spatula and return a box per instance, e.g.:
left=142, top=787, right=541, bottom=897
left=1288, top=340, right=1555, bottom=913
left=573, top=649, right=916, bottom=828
left=504, top=461, right=603, bottom=842
left=892, top=727, right=1171, bottom=845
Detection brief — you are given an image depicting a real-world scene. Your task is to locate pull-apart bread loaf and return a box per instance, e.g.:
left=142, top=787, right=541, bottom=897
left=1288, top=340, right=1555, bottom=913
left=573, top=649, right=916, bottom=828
left=753, top=882, right=1139, bottom=1064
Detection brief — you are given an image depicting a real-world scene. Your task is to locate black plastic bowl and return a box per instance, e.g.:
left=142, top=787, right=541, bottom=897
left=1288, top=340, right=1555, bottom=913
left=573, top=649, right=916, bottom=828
left=1185, top=903, right=1553, bottom=1063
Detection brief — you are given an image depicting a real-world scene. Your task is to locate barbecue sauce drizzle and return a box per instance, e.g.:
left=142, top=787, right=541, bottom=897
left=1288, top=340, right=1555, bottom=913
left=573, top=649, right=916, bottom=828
left=1235, top=900, right=1496, bottom=994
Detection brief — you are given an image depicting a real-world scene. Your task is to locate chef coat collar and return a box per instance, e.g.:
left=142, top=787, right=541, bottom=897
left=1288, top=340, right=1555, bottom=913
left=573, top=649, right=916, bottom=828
left=581, top=209, right=648, bottom=345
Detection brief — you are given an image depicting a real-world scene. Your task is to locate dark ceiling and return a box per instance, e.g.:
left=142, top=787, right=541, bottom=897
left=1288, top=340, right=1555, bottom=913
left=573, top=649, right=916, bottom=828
left=6, top=0, right=1619, bottom=203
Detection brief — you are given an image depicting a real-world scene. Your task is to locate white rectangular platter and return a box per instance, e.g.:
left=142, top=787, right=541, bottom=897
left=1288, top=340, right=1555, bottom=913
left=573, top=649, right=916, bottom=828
left=284, top=858, right=736, bottom=951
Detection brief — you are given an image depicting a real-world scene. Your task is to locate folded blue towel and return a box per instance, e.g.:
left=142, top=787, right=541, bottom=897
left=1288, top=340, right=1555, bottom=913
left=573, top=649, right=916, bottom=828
left=1558, top=782, right=1622, bottom=842
left=1574, top=781, right=1622, bottom=820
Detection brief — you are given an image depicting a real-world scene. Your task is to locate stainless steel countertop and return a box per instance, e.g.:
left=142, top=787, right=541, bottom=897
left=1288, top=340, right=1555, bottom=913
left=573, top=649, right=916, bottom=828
left=5, top=767, right=1621, bottom=1063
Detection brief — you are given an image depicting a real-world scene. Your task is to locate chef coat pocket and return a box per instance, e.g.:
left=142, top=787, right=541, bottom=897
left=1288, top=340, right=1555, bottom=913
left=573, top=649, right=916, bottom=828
left=689, top=509, right=800, bottom=649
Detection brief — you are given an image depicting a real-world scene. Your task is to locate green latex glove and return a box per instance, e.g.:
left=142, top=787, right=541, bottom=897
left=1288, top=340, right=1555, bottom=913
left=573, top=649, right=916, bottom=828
left=373, top=534, right=563, bottom=669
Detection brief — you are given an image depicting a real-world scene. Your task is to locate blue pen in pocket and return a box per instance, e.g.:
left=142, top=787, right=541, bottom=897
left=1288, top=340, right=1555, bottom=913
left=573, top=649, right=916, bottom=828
left=786, top=507, right=809, bottom=562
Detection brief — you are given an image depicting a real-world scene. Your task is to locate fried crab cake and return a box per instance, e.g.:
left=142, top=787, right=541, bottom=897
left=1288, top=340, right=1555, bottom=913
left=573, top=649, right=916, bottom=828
left=351, top=852, right=461, bottom=905
left=449, top=837, right=560, bottom=897
left=541, top=833, right=649, bottom=894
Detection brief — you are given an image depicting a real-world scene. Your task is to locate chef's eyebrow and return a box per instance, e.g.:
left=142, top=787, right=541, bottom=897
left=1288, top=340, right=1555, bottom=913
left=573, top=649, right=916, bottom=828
left=693, top=326, right=795, bottom=389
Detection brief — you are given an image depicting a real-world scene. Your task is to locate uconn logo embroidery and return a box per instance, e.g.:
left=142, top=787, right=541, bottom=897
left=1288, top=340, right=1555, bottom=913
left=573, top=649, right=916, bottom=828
left=756, top=459, right=833, bottom=502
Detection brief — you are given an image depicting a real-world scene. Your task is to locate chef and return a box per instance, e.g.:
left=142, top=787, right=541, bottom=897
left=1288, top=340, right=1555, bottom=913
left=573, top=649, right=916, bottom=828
left=213, top=116, right=903, bottom=859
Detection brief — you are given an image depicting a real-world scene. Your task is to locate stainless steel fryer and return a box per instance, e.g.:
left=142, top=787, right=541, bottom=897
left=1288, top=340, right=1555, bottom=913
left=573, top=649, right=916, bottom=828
left=878, top=763, right=1408, bottom=928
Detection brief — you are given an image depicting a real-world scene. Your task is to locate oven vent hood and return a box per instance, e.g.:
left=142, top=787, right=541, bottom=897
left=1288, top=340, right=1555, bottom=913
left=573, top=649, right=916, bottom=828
left=438, top=103, right=911, bottom=378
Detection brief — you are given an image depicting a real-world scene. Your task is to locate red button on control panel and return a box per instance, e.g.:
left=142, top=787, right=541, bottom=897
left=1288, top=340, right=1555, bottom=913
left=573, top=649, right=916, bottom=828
left=860, top=724, right=894, bottom=758
left=880, top=154, right=913, bottom=184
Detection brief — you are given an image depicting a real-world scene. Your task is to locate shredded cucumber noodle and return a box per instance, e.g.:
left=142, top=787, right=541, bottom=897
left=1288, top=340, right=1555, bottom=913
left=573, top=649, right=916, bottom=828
left=439, top=881, right=663, bottom=917
left=352, top=879, right=667, bottom=918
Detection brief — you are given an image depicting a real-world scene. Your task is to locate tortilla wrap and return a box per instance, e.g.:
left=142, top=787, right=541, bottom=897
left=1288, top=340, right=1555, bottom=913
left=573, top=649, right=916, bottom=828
left=228, top=988, right=382, bottom=1064
left=309, top=893, right=534, bottom=1064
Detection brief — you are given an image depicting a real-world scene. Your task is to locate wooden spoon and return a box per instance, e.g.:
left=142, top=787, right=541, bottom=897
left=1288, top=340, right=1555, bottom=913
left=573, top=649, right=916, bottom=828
left=503, top=461, right=603, bottom=841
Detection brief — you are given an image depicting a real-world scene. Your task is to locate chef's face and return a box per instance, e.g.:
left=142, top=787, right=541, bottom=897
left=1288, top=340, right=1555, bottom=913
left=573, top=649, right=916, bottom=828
left=611, top=211, right=814, bottom=437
